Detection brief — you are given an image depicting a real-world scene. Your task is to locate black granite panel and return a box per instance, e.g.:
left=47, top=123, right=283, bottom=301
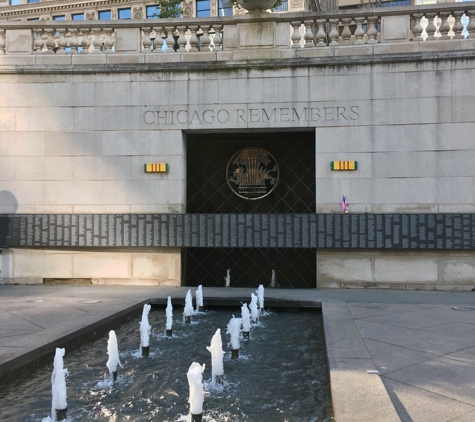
left=0, top=214, right=473, bottom=250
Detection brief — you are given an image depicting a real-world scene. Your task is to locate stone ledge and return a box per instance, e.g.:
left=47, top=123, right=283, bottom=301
left=0, top=277, right=42, bottom=285
left=0, top=48, right=474, bottom=74
left=91, top=278, right=179, bottom=286
left=317, top=282, right=475, bottom=292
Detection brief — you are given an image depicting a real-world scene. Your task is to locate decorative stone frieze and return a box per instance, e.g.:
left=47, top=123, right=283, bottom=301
left=132, top=6, right=142, bottom=18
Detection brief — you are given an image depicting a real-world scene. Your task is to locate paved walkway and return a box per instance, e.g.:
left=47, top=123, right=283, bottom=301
left=2, top=285, right=475, bottom=421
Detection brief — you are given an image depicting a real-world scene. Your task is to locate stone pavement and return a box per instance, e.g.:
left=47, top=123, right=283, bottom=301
left=2, top=285, right=475, bottom=421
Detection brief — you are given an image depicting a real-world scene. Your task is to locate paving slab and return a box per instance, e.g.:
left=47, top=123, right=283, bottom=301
left=363, top=338, right=435, bottom=375
left=385, top=356, right=475, bottom=407
left=420, top=321, right=475, bottom=338
left=356, top=319, right=475, bottom=356
left=382, top=378, right=475, bottom=422
left=445, top=346, right=475, bottom=366
left=323, top=303, right=370, bottom=359
left=449, top=410, right=475, bottom=421
left=360, top=306, right=475, bottom=330
left=348, top=302, right=438, bottom=320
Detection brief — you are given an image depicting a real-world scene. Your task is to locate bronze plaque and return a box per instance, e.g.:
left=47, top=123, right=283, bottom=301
left=227, top=147, right=279, bottom=200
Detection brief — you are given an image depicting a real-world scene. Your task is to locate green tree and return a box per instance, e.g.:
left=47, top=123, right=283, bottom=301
left=150, top=0, right=182, bottom=18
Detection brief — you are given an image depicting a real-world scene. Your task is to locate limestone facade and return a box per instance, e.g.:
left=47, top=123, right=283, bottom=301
left=0, top=6, right=474, bottom=289
left=0, top=0, right=304, bottom=21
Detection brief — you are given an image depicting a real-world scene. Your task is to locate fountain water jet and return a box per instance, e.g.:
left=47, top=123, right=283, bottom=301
left=166, top=296, right=173, bottom=337
left=227, top=316, right=242, bottom=359
left=256, top=284, right=265, bottom=312
left=241, top=303, right=251, bottom=339
left=184, top=289, right=193, bottom=324
left=187, top=362, right=206, bottom=422
left=140, top=303, right=152, bottom=356
left=195, top=285, right=203, bottom=312
left=270, top=269, right=277, bottom=288
left=106, top=330, right=122, bottom=382
left=250, top=293, right=259, bottom=323
left=51, top=348, right=68, bottom=422
left=224, top=268, right=231, bottom=287
left=206, top=328, right=224, bottom=387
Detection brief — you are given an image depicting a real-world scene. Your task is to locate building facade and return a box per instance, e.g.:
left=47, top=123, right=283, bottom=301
left=0, top=5, right=474, bottom=289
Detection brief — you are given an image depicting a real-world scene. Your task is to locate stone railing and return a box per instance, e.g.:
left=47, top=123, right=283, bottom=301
left=0, top=3, right=474, bottom=63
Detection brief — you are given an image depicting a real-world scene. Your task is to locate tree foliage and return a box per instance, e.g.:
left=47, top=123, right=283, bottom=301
left=149, top=0, right=182, bottom=19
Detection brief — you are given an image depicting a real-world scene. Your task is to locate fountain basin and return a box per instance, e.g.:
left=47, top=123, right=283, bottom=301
left=0, top=305, right=334, bottom=421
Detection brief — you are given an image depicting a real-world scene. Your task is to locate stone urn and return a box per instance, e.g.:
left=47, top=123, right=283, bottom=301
left=236, top=0, right=277, bottom=13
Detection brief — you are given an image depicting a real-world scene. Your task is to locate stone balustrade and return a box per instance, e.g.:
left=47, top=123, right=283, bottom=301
left=0, top=3, right=474, bottom=62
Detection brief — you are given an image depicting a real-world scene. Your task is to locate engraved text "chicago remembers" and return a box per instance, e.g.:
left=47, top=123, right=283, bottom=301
left=143, top=106, right=359, bottom=125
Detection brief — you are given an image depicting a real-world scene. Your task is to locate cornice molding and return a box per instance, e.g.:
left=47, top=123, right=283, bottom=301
left=0, top=50, right=474, bottom=75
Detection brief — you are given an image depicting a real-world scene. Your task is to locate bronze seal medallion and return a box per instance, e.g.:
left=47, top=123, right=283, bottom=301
left=226, top=147, right=279, bottom=200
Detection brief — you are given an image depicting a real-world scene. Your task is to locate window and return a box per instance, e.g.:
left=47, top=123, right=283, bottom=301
left=196, top=0, right=210, bottom=17
left=218, top=0, right=233, bottom=16
left=28, top=0, right=40, bottom=3
left=146, top=5, right=160, bottom=18
left=98, top=10, right=111, bottom=20
left=118, top=8, right=131, bottom=19
left=27, top=17, right=40, bottom=20
left=72, top=13, right=84, bottom=20
left=9, top=0, right=21, bottom=5
left=53, top=15, right=66, bottom=20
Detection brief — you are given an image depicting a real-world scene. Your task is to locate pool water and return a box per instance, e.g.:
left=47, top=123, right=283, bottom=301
left=0, top=307, right=334, bottom=422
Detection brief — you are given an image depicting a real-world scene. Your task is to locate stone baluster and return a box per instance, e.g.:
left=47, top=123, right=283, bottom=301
left=438, top=12, right=450, bottom=40
left=366, top=16, right=378, bottom=44
left=291, top=21, right=302, bottom=48
left=68, top=28, right=79, bottom=54
left=315, top=19, right=326, bottom=47
left=466, top=11, right=475, bottom=39
left=103, top=28, right=113, bottom=53
left=165, top=26, right=176, bottom=52
left=424, top=13, right=437, bottom=40
left=153, top=27, right=164, bottom=52
left=142, top=27, right=152, bottom=52
left=91, top=29, right=102, bottom=53
left=200, top=25, right=211, bottom=52
left=412, top=13, right=423, bottom=41
left=177, top=25, right=187, bottom=52
left=56, top=28, right=67, bottom=54
left=44, top=29, right=55, bottom=54
left=33, top=29, right=44, bottom=53
left=0, top=29, right=5, bottom=55
left=341, top=18, right=352, bottom=45
left=80, top=29, right=90, bottom=53
left=187, top=25, right=199, bottom=52
left=328, top=19, right=339, bottom=46
left=452, top=11, right=464, bottom=39
left=303, top=20, right=315, bottom=48
left=212, top=25, right=222, bottom=50
left=354, top=17, right=365, bottom=45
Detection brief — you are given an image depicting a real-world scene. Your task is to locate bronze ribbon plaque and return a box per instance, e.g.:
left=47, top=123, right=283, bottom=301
left=226, top=147, right=279, bottom=200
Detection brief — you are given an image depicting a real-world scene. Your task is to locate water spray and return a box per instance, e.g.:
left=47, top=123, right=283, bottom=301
left=184, top=289, right=193, bottom=324
left=51, top=348, right=68, bottom=422
left=206, top=328, right=224, bottom=387
left=140, top=303, right=151, bottom=357
left=166, top=296, right=173, bottom=337
left=187, top=362, right=205, bottom=422
left=106, top=330, right=122, bottom=382
left=227, top=316, right=242, bottom=359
